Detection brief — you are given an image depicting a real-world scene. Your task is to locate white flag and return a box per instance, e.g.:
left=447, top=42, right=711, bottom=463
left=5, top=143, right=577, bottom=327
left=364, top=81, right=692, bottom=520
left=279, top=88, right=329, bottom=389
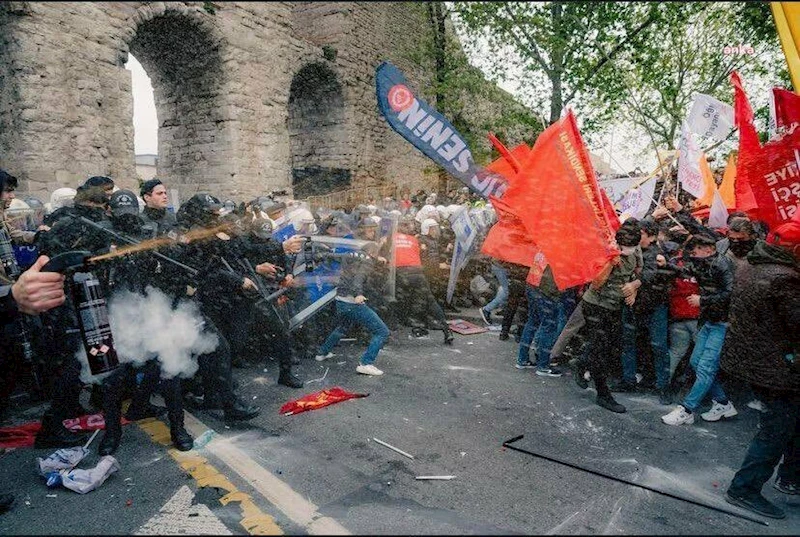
left=707, top=187, right=728, bottom=229
left=677, top=123, right=706, bottom=199
left=686, top=93, right=735, bottom=143
left=618, top=176, right=657, bottom=220
left=599, top=176, right=640, bottom=205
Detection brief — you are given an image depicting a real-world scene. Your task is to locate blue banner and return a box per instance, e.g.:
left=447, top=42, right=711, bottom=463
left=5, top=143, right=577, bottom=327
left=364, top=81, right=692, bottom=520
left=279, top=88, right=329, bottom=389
left=375, top=61, right=507, bottom=199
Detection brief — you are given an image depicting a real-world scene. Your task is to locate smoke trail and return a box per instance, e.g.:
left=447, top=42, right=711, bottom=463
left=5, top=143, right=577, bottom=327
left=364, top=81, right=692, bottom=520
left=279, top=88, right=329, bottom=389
left=105, top=286, right=218, bottom=379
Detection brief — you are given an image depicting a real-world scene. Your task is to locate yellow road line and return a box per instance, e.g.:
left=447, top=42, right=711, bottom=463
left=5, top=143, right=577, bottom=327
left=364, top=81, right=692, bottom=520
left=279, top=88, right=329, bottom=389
left=136, top=418, right=283, bottom=535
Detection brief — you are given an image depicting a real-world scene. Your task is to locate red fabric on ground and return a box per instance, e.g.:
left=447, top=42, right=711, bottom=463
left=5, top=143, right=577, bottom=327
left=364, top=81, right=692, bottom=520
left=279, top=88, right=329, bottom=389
left=280, top=387, right=368, bottom=416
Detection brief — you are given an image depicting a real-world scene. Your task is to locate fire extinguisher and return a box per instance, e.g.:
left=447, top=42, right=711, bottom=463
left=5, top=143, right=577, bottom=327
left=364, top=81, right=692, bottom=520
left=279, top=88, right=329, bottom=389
left=42, top=251, right=120, bottom=376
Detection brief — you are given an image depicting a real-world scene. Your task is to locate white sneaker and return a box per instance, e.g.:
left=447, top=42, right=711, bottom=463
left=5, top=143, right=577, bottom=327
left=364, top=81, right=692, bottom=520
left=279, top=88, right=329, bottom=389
left=356, top=364, right=383, bottom=376
left=701, top=401, right=738, bottom=422
left=747, top=399, right=766, bottom=413
left=315, top=352, right=334, bottom=362
left=661, top=405, right=695, bottom=426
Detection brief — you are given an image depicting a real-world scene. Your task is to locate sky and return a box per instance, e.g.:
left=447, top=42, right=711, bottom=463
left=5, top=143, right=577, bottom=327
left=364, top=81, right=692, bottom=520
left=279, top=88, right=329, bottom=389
left=125, top=55, right=158, bottom=155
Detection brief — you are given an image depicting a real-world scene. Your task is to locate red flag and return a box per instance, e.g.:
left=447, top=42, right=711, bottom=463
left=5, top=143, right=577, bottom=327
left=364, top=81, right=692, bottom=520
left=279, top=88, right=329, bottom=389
left=481, top=195, right=540, bottom=267
left=485, top=140, right=531, bottom=184
left=599, top=188, right=621, bottom=232
left=0, top=413, right=130, bottom=449
left=731, top=71, right=760, bottom=216
left=773, top=87, right=800, bottom=132
left=279, top=387, right=368, bottom=416
left=501, top=110, right=618, bottom=290
left=738, top=128, right=800, bottom=227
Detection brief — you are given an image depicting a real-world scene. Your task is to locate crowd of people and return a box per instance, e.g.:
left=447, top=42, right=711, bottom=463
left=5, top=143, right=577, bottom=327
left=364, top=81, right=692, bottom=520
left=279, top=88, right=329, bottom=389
left=0, top=167, right=798, bottom=521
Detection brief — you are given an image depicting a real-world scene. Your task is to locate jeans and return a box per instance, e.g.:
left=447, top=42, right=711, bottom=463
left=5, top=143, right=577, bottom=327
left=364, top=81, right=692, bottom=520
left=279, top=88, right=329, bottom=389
left=681, top=322, right=728, bottom=412
left=729, top=387, right=800, bottom=497
left=501, top=275, right=528, bottom=335
left=319, top=301, right=390, bottom=366
left=620, top=304, right=670, bottom=389
left=668, top=319, right=698, bottom=377
left=484, top=264, right=509, bottom=313
left=518, top=286, right=577, bottom=368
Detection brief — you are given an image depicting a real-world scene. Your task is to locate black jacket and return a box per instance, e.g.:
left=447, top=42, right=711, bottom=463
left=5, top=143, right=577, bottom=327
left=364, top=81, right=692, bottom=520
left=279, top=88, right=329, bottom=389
left=141, top=206, right=179, bottom=237
left=671, top=251, right=734, bottom=323
left=721, top=241, right=799, bottom=392
left=635, top=243, right=675, bottom=312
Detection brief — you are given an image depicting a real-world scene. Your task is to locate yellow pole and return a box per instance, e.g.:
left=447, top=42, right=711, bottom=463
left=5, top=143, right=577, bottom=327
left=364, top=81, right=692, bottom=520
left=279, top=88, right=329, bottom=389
left=771, top=2, right=800, bottom=93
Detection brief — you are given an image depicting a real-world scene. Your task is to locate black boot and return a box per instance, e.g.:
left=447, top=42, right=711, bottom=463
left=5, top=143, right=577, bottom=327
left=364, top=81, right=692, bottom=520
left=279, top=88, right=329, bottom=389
left=278, top=370, right=304, bottom=389
left=596, top=394, right=626, bottom=413
left=0, top=493, right=14, bottom=515
left=98, top=427, right=121, bottom=456
left=171, top=426, right=194, bottom=451
left=34, top=411, right=89, bottom=449
left=223, top=398, right=260, bottom=422
left=124, top=402, right=167, bottom=421
left=498, top=331, right=510, bottom=341
left=443, top=327, right=454, bottom=345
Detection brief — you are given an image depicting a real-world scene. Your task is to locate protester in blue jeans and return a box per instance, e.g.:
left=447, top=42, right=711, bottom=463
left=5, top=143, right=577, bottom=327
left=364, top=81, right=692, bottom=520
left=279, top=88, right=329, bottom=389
left=662, top=233, right=736, bottom=426
left=611, top=220, right=675, bottom=405
left=480, top=261, right=508, bottom=325
left=516, top=266, right=576, bottom=377
left=316, top=243, right=391, bottom=376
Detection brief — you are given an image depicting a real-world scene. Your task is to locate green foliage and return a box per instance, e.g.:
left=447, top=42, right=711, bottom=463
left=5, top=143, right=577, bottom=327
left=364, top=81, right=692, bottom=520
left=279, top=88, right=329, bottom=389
left=202, top=2, right=217, bottom=15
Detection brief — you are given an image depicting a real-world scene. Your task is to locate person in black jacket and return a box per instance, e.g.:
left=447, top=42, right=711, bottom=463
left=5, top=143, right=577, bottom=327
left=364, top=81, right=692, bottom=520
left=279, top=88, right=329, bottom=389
left=1, top=254, right=67, bottom=515
left=662, top=233, right=737, bottom=426
left=721, top=219, right=800, bottom=520
left=175, top=193, right=260, bottom=421
left=314, top=242, right=391, bottom=376
left=140, top=178, right=178, bottom=237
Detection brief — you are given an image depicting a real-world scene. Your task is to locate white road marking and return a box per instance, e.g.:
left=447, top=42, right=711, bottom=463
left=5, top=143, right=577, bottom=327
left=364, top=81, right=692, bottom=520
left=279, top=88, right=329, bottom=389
left=134, top=485, right=233, bottom=536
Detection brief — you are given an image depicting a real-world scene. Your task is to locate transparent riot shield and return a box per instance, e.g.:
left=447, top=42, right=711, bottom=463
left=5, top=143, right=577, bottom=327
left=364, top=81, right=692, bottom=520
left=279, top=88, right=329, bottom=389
left=378, top=214, right=397, bottom=301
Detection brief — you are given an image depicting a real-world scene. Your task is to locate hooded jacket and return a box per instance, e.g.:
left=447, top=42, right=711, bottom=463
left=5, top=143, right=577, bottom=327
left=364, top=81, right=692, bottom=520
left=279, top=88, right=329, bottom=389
left=720, top=240, right=799, bottom=393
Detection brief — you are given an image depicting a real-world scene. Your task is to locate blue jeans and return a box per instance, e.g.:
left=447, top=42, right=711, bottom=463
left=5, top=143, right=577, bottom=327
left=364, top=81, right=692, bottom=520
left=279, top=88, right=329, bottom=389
left=681, top=322, right=728, bottom=412
left=668, top=319, right=698, bottom=376
left=729, top=388, right=800, bottom=497
left=483, top=264, right=509, bottom=313
left=518, top=286, right=577, bottom=368
left=319, top=301, right=390, bottom=366
left=620, top=304, right=670, bottom=389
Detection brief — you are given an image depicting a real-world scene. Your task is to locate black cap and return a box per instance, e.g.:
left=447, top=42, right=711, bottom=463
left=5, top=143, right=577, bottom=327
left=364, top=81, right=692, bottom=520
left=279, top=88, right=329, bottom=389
left=140, top=178, right=164, bottom=197
left=109, top=189, right=139, bottom=216
left=251, top=217, right=274, bottom=239
left=84, top=176, right=115, bottom=188
left=0, top=168, right=18, bottom=192
left=615, top=218, right=642, bottom=247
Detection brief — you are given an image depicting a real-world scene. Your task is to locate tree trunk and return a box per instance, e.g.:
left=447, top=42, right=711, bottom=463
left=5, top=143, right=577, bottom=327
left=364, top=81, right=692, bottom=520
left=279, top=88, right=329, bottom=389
left=548, top=2, right=565, bottom=124
left=429, top=2, right=449, bottom=194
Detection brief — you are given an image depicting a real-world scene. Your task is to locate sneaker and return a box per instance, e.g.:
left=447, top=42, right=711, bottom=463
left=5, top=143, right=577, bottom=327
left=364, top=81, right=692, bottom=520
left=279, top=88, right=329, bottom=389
left=747, top=399, right=766, bottom=413
left=773, top=477, right=799, bottom=495
left=701, top=401, right=738, bottom=422
left=315, top=352, right=334, bottom=362
left=479, top=308, right=492, bottom=326
left=661, top=405, right=694, bottom=426
left=515, top=361, right=536, bottom=370
left=725, top=491, right=785, bottom=519
left=536, top=366, right=563, bottom=378
left=356, top=364, right=383, bottom=376
left=596, top=395, right=626, bottom=413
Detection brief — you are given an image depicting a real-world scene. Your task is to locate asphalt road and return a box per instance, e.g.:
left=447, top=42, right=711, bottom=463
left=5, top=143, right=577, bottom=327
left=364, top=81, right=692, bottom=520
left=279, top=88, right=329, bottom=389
left=1, top=309, right=797, bottom=535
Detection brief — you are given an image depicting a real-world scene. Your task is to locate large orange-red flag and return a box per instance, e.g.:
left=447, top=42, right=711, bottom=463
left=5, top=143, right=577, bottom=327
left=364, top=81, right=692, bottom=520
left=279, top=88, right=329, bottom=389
left=731, top=71, right=761, bottom=216
left=481, top=195, right=540, bottom=267
left=501, top=110, right=618, bottom=290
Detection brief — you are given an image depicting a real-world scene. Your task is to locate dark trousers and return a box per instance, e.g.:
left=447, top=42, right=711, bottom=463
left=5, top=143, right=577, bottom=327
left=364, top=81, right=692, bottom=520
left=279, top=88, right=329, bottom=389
left=195, top=312, right=237, bottom=408
left=397, top=267, right=448, bottom=330
left=501, top=276, right=528, bottom=335
left=582, top=301, right=623, bottom=398
left=102, top=360, right=184, bottom=435
left=728, top=387, right=800, bottom=497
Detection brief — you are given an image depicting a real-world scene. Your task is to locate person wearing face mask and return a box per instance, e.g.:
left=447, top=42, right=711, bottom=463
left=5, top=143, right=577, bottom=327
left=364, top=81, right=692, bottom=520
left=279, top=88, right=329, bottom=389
left=661, top=233, right=736, bottom=426
left=575, top=218, right=643, bottom=414
left=723, top=217, right=759, bottom=270
left=720, top=216, right=800, bottom=519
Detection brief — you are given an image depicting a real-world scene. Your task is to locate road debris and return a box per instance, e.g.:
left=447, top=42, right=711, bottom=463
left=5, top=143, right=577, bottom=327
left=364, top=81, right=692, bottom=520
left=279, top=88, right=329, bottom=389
left=372, top=437, right=414, bottom=460
left=415, top=476, right=456, bottom=480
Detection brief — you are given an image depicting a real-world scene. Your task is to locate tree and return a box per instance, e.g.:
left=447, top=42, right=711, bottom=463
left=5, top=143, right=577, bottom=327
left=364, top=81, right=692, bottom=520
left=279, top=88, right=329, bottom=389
left=450, top=1, right=667, bottom=125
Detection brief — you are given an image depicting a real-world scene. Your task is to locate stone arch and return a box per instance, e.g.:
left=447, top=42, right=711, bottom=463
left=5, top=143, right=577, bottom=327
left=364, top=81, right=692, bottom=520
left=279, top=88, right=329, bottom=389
left=288, top=61, right=351, bottom=199
left=121, top=5, right=230, bottom=195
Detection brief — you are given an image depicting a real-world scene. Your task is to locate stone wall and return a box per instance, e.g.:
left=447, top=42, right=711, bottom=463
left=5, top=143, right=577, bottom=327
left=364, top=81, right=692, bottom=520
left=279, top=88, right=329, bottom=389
left=0, top=2, right=534, bottom=204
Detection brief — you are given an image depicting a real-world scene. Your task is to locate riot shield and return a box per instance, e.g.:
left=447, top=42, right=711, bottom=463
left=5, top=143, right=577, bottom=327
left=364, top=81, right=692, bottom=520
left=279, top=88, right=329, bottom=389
left=378, top=214, right=397, bottom=301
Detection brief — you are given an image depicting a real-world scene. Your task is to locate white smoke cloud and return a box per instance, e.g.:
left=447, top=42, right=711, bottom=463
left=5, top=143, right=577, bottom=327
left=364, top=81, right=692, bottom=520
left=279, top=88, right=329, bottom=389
left=106, top=287, right=218, bottom=379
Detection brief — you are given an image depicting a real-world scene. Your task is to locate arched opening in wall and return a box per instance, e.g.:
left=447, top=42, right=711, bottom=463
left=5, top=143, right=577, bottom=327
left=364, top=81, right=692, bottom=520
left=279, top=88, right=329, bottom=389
left=126, top=12, right=225, bottom=197
left=125, top=54, right=159, bottom=185
left=288, top=62, right=350, bottom=198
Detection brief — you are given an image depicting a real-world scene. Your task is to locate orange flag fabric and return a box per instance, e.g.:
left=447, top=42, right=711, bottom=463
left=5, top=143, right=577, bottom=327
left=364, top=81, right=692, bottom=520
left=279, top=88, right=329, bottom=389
left=719, top=153, right=737, bottom=208
left=697, top=154, right=717, bottom=208
left=481, top=195, right=541, bottom=267
left=501, top=110, right=619, bottom=290
left=279, top=387, right=368, bottom=416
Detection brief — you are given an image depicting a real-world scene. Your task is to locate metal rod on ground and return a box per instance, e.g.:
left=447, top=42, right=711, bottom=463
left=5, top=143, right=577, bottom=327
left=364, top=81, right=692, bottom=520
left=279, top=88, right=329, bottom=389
left=83, top=429, right=100, bottom=450
left=372, top=438, right=414, bottom=460
left=415, top=476, right=456, bottom=480
left=501, top=435, right=768, bottom=527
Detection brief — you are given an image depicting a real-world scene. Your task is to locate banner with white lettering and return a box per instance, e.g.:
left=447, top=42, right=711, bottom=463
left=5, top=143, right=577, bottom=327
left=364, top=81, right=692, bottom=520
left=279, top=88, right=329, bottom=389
left=686, top=93, right=735, bottom=143
left=618, top=176, right=657, bottom=220
left=599, top=176, right=641, bottom=205
left=446, top=206, right=478, bottom=303
left=376, top=61, right=507, bottom=199
left=677, top=122, right=706, bottom=198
